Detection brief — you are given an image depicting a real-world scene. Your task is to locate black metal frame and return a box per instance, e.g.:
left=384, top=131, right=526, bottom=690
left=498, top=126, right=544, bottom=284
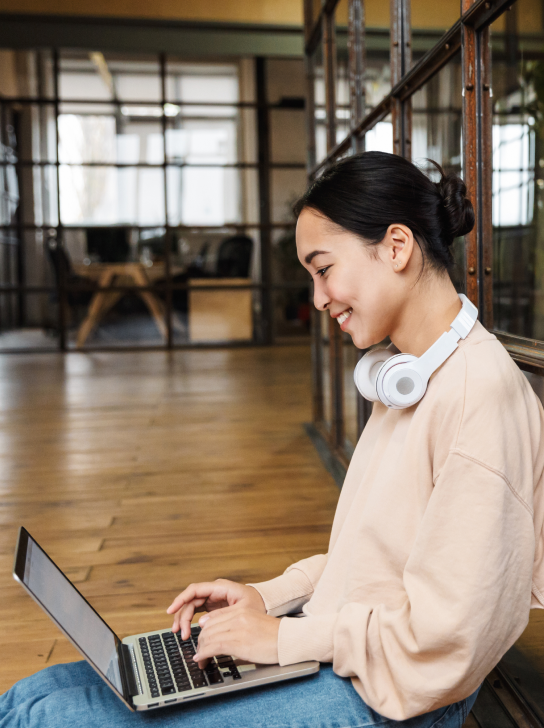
left=304, top=0, right=544, bottom=466
left=0, top=49, right=311, bottom=351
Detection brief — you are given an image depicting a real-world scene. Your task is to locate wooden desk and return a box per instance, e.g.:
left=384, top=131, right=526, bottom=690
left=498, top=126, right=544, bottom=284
left=189, top=278, right=253, bottom=342
left=73, top=262, right=182, bottom=348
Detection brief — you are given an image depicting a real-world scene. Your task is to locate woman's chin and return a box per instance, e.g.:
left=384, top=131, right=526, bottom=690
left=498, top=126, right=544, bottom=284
left=350, top=332, right=369, bottom=350
left=351, top=330, right=381, bottom=350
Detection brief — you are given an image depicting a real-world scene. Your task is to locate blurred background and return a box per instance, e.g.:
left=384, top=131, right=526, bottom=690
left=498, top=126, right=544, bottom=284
left=0, top=0, right=448, bottom=353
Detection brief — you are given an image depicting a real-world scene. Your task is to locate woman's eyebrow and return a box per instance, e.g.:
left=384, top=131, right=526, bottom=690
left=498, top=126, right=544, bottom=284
left=305, top=250, right=330, bottom=265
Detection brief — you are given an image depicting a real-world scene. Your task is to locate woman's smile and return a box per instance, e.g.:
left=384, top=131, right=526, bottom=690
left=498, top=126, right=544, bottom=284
left=336, top=308, right=353, bottom=330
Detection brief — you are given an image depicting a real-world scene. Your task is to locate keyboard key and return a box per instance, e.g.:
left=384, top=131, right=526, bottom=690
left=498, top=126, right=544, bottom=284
left=161, top=686, right=175, bottom=695
left=207, top=673, right=224, bottom=684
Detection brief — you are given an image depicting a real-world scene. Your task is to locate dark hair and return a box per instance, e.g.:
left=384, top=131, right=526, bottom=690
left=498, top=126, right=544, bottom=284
left=293, top=151, right=474, bottom=272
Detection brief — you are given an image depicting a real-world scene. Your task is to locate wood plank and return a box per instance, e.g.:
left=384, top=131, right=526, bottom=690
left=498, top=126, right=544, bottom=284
left=0, top=345, right=338, bottom=692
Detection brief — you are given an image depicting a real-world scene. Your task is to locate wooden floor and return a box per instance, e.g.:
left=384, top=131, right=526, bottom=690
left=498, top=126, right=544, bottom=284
left=0, top=345, right=339, bottom=692
left=1, top=344, right=543, bottom=701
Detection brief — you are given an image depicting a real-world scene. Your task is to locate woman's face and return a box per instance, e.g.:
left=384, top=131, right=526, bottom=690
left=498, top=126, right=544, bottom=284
left=296, top=208, right=412, bottom=349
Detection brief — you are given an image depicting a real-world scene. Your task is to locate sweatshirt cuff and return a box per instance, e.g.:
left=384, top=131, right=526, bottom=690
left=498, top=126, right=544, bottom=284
left=278, top=613, right=336, bottom=665
left=247, top=568, right=314, bottom=617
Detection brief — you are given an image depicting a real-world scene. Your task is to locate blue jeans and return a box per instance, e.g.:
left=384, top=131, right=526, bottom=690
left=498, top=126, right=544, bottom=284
left=0, top=661, right=480, bottom=728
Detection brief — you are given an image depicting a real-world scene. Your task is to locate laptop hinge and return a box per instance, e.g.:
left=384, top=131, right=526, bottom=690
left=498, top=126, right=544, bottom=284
left=119, top=643, right=140, bottom=697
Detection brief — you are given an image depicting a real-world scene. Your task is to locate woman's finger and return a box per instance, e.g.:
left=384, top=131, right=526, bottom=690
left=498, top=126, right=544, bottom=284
left=177, top=598, right=207, bottom=639
left=172, top=601, right=191, bottom=634
left=166, top=582, right=219, bottom=614
left=194, top=609, right=240, bottom=661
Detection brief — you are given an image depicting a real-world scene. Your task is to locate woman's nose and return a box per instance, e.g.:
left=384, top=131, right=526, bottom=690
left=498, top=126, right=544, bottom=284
left=312, top=282, right=331, bottom=311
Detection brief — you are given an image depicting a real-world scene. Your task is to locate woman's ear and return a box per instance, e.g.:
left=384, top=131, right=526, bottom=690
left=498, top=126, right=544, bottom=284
left=381, top=224, right=414, bottom=273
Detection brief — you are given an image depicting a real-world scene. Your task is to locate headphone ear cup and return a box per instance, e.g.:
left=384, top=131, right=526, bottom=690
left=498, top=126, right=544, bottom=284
left=375, top=353, right=422, bottom=409
left=354, top=349, right=394, bottom=402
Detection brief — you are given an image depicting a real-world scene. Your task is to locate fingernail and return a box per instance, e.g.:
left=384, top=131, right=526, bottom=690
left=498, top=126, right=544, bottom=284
left=193, top=654, right=199, bottom=661
left=199, top=615, right=209, bottom=626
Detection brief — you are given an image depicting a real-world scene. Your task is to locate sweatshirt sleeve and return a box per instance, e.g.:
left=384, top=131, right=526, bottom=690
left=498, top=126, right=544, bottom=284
left=247, top=554, right=328, bottom=617
left=277, top=452, right=535, bottom=720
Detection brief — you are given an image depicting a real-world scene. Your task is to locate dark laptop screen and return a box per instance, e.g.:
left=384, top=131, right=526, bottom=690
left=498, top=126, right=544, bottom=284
left=15, top=529, right=123, bottom=694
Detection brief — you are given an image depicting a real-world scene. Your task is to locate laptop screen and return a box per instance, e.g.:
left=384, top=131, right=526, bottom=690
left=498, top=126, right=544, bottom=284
left=14, top=529, right=124, bottom=695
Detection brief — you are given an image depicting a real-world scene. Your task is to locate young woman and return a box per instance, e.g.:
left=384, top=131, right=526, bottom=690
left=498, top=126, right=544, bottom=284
left=3, top=151, right=544, bottom=728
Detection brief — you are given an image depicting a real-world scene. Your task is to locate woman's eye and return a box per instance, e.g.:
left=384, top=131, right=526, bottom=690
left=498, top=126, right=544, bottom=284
left=317, top=267, right=330, bottom=277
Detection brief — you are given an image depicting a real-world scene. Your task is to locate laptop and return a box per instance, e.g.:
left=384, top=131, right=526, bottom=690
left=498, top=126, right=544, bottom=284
left=13, top=527, right=320, bottom=712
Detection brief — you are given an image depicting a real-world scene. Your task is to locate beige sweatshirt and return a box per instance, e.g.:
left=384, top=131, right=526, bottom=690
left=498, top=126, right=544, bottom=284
left=251, top=322, right=544, bottom=720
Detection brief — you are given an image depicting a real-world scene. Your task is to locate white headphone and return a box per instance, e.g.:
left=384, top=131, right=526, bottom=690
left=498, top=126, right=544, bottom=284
left=353, top=294, right=478, bottom=410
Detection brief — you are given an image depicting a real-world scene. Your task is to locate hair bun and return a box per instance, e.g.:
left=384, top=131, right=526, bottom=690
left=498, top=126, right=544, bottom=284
left=435, top=168, right=475, bottom=243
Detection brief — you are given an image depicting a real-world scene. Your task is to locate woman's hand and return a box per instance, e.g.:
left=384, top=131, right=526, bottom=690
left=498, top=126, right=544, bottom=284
left=193, top=603, right=280, bottom=667
left=166, top=579, right=266, bottom=640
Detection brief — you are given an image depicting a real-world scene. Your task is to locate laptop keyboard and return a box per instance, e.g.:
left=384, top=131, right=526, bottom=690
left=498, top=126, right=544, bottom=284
left=139, top=625, right=241, bottom=699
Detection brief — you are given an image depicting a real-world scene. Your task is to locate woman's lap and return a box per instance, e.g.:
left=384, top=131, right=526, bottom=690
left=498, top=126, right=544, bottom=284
left=0, top=661, right=480, bottom=728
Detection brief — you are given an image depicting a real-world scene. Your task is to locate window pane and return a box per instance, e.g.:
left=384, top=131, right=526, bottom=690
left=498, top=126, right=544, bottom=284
left=0, top=229, right=53, bottom=289
left=271, top=169, right=307, bottom=223
left=274, top=287, right=311, bottom=341
left=335, top=0, right=350, bottom=143
left=166, top=116, right=238, bottom=165
left=170, top=226, right=259, bottom=345
left=366, top=5, right=391, bottom=110
left=270, top=109, right=306, bottom=164
left=166, top=61, right=239, bottom=104
left=58, top=108, right=164, bottom=165
left=0, top=49, right=55, bottom=99
left=60, top=51, right=161, bottom=103
left=63, top=226, right=168, bottom=266
left=491, top=0, right=544, bottom=338
left=362, top=114, right=394, bottom=153
left=0, top=292, right=58, bottom=351
left=186, top=282, right=255, bottom=343
left=272, top=226, right=303, bottom=284
left=0, top=164, right=18, bottom=227
left=59, top=50, right=113, bottom=101
left=105, top=53, right=161, bottom=103
left=167, top=166, right=241, bottom=227
left=412, top=56, right=462, bottom=173
left=2, top=103, right=56, bottom=163
left=66, top=284, right=167, bottom=349
left=0, top=228, right=19, bottom=286
left=60, top=166, right=165, bottom=226
left=311, top=37, right=326, bottom=164
left=411, top=54, right=464, bottom=291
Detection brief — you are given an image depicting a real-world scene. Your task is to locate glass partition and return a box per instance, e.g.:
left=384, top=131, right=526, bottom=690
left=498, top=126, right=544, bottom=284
left=412, top=54, right=465, bottom=291
left=335, top=0, right=351, bottom=144
left=490, top=0, right=544, bottom=339
left=365, top=4, right=391, bottom=112
left=311, top=38, right=326, bottom=164
left=0, top=50, right=299, bottom=350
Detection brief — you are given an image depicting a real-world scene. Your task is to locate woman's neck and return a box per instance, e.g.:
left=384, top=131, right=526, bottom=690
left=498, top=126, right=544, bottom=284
left=389, top=277, right=463, bottom=358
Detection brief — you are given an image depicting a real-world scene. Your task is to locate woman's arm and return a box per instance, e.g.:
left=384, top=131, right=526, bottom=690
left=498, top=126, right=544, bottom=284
left=276, top=453, right=535, bottom=720
left=249, top=553, right=328, bottom=616
left=166, top=554, right=328, bottom=666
